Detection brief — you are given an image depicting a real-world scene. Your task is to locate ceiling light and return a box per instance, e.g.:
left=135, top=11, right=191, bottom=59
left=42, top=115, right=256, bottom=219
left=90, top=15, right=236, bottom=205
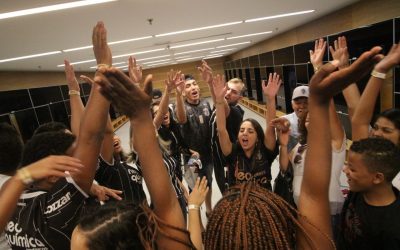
left=112, top=48, right=166, bottom=59
left=156, top=21, right=242, bottom=37
left=146, top=61, right=174, bottom=67
left=171, top=39, right=225, bottom=49
left=204, top=54, right=225, bottom=59
left=174, top=48, right=214, bottom=55
left=142, top=59, right=171, bottom=64
left=0, top=0, right=116, bottom=20
left=57, top=58, right=96, bottom=67
left=89, top=61, right=126, bottom=68
left=210, top=48, right=236, bottom=53
left=176, top=56, right=204, bottom=62
left=0, top=51, right=61, bottom=63
left=136, top=54, right=170, bottom=62
left=108, top=36, right=153, bottom=45
left=63, top=35, right=153, bottom=53
left=227, top=31, right=272, bottom=39
left=216, top=41, right=251, bottom=48
left=245, top=10, right=315, bottom=23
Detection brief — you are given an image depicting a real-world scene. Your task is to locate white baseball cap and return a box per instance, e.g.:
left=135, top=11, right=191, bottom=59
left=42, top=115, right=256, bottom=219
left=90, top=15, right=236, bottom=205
left=292, top=86, right=309, bottom=100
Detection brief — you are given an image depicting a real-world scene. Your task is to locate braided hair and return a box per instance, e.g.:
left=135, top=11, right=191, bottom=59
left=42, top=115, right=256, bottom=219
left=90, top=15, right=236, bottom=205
left=205, top=182, right=332, bottom=250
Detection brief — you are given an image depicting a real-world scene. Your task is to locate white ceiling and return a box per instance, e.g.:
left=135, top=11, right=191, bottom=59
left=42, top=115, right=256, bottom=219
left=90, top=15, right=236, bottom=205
left=0, top=0, right=359, bottom=72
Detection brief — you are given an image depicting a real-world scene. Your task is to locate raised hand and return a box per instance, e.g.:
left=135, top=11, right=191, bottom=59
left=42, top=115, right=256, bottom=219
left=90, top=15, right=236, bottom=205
left=64, top=60, right=80, bottom=91
left=262, top=72, right=282, bottom=98
left=271, top=117, right=290, bottom=133
left=329, top=36, right=350, bottom=69
left=165, top=69, right=183, bottom=93
left=95, top=67, right=153, bottom=119
left=23, top=155, right=83, bottom=181
left=374, top=42, right=400, bottom=72
left=309, top=46, right=383, bottom=103
left=79, top=75, right=94, bottom=85
left=188, top=177, right=209, bottom=207
left=198, top=60, right=213, bottom=85
left=128, top=56, right=142, bottom=83
left=309, top=38, right=327, bottom=70
left=92, top=21, right=112, bottom=66
left=212, top=74, right=227, bottom=102
left=90, top=183, right=123, bottom=202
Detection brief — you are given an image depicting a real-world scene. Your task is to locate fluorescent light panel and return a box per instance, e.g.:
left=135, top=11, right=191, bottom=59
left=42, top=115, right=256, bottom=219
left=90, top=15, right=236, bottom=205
left=174, top=48, right=214, bottom=55
left=210, top=48, right=236, bottom=53
left=0, top=51, right=62, bottom=63
left=204, top=54, right=225, bottom=59
left=142, top=59, right=171, bottom=64
left=227, top=31, right=272, bottom=40
left=0, top=0, right=116, bottom=20
left=245, top=10, right=315, bottom=23
left=170, top=39, right=224, bottom=49
left=216, top=41, right=251, bottom=48
left=156, top=21, right=242, bottom=37
left=112, top=48, right=165, bottom=59
left=57, top=59, right=96, bottom=67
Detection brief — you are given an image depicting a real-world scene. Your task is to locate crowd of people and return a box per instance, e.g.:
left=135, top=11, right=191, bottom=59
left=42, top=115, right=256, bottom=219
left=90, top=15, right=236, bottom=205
left=0, top=21, right=400, bottom=249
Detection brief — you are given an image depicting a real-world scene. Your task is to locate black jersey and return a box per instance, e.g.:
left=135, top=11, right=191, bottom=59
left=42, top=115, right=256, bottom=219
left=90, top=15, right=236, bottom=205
left=210, top=104, right=244, bottom=193
left=95, top=157, right=146, bottom=204
left=4, top=178, right=87, bottom=250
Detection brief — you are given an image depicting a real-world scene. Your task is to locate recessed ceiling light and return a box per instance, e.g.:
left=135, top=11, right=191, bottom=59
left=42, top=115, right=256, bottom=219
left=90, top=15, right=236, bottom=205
left=227, top=31, right=272, bottom=40
left=216, top=41, right=251, bottom=48
left=63, top=35, right=153, bottom=52
left=204, top=54, right=225, bottom=59
left=0, top=51, right=62, bottom=63
left=156, top=21, right=242, bottom=37
left=112, top=48, right=166, bottom=59
left=210, top=48, right=236, bottom=53
left=0, top=0, right=116, bottom=20
left=142, top=59, right=171, bottom=65
left=174, top=48, right=214, bottom=55
left=136, top=54, right=170, bottom=62
left=57, top=58, right=96, bottom=67
left=245, top=10, right=315, bottom=23
left=171, top=39, right=225, bottom=49
left=176, top=56, right=204, bottom=62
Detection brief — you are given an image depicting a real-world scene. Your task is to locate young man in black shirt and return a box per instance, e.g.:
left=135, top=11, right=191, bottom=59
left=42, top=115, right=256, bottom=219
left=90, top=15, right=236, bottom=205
left=175, top=74, right=213, bottom=215
left=339, top=138, right=400, bottom=249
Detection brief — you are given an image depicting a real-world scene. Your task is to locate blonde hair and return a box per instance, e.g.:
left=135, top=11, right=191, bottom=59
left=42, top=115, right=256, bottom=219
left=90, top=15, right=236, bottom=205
left=227, top=78, right=245, bottom=94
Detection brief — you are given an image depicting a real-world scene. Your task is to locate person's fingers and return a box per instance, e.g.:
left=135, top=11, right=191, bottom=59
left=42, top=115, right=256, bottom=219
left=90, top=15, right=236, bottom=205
left=106, top=67, right=135, bottom=91
left=309, top=60, right=340, bottom=86
left=329, top=46, right=335, bottom=56
left=106, top=188, right=123, bottom=200
left=80, top=75, right=94, bottom=85
left=143, top=74, right=153, bottom=96
left=334, top=39, right=338, bottom=51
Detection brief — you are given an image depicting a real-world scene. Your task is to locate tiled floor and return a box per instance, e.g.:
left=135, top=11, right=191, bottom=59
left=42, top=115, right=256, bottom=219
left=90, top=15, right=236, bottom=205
left=114, top=98, right=280, bottom=225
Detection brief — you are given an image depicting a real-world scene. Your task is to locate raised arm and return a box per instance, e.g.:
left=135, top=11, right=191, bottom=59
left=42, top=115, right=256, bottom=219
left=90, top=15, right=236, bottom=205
left=298, top=46, right=382, bottom=249
left=64, top=60, right=85, bottom=137
left=272, top=117, right=291, bottom=172
left=352, top=43, right=400, bottom=141
left=213, top=74, right=232, bottom=156
left=329, top=99, right=345, bottom=151
left=262, top=73, right=282, bottom=151
left=153, top=70, right=183, bottom=129
left=0, top=156, right=82, bottom=231
left=175, top=73, right=187, bottom=124
left=70, top=21, right=112, bottom=193
left=330, top=36, right=360, bottom=120
left=97, top=70, right=189, bottom=248
left=309, top=38, right=326, bottom=72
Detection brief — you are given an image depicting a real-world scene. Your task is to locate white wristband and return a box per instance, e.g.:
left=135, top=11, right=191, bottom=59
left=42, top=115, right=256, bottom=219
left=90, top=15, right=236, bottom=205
left=371, top=70, right=386, bottom=80
left=188, top=204, right=200, bottom=210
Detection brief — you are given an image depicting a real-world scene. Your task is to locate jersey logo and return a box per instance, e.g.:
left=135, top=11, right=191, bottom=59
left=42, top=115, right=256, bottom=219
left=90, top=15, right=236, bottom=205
left=44, top=192, right=71, bottom=214
left=5, top=221, right=46, bottom=248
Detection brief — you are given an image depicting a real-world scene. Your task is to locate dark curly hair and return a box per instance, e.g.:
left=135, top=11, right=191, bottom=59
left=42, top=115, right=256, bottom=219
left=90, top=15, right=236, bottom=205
left=350, top=137, right=400, bottom=182
left=33, top=122, right=69, bottom=135
left=21, top=131, right=76, bottom=166
left=77, top=201, right=194, bottom=250
left=205, top=182, right=333, bottom=250
left=0, top=123, right=23, bottom=174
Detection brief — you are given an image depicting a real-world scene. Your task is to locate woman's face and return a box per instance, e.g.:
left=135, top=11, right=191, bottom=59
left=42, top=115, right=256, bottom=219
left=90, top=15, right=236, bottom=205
left=113, top=135, right=122, bottom=153
left=371, top=117, right=400, bottom=145
left=238, top=121, right=258, bottom=152
left=152, top=105, right=170, bottom=126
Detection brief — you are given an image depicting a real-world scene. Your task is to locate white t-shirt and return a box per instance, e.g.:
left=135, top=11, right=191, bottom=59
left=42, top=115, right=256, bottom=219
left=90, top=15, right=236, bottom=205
left=291, top=135, right=346, bottom=215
